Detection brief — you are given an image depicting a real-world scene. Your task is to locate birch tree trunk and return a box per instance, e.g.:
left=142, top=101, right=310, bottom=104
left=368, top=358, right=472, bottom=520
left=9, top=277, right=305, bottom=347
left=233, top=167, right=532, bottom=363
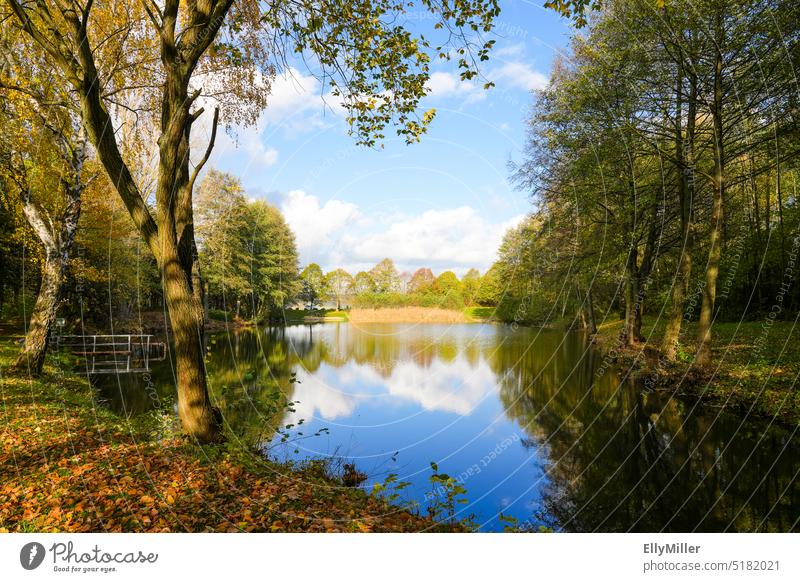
left=14, top=176, right=82, bottom=374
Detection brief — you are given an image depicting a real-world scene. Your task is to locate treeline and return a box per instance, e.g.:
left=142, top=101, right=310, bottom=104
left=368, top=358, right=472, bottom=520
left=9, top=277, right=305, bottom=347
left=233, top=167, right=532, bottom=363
left=0, top=168, right=300, bottom=326
left=196, top=170, right=300, bottom=321
left=298, top=259, right=500, bottom=311
left=495, top=0, right=800, bottom=364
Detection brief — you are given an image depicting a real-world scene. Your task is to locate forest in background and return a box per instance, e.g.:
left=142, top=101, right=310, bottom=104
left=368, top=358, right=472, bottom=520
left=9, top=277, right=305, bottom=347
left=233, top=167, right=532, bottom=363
left=489, top=0, right=800, bottom=367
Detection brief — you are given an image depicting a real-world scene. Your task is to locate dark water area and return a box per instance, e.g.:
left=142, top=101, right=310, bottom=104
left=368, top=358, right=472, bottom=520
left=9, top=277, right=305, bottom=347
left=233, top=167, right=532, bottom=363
left=90, top=322, right=799, bottom=532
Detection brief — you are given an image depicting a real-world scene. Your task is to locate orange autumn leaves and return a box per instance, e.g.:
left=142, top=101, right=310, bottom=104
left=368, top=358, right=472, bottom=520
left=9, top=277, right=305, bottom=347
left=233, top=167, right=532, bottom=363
left=0, top=363, right=431, bottom=533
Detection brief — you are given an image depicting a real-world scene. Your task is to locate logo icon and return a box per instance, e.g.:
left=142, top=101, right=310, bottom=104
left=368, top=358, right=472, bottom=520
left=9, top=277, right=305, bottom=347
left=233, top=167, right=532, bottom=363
left=20, top=542, right=46, bottom=570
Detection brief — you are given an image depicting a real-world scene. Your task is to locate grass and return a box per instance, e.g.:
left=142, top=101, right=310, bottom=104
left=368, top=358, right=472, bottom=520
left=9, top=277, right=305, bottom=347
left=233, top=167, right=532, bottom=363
left=593, top=315, right=800, bottom=425
left=464, top=306, right=496, bottom=321
left=281, top=308, right=349, bottom=323
left=0, top=340, right=447, bottom=532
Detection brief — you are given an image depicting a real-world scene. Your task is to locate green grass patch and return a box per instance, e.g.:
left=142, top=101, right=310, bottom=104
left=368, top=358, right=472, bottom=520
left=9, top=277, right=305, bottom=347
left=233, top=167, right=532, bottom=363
left=593, top=315, right=800, bottom=425
left=464, top=306, right=496, bottom=321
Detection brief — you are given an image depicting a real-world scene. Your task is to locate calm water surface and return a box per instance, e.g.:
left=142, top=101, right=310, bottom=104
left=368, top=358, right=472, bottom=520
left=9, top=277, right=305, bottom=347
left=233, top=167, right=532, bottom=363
left=93, top=322, right=799, bottom=532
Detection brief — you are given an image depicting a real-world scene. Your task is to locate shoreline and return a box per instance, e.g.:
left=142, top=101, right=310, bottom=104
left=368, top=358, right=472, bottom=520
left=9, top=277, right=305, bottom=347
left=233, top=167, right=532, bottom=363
left=281, top=306, right=495, bottom=324
left=0, top=341, right=448, bottom=533
left=347, top=307, right=470, bottom=324
left=590, top=317, right=800, bottom=427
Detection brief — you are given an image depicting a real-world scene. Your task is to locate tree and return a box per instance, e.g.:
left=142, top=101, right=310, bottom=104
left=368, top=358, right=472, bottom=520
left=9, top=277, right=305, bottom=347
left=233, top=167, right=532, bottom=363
left=299, top=264, right=327, bottom=309
left=408, top=268, right=435, bottom=293
left=245, top=201, right=300, bottom=318
left=0, top=45, right=86, bottom=374
left=370, top=258, right=400, bottom=293
left=196, top=171, right=299, bottom=319
left=509, top=0, right=800, bottom=363
left=434, top=271, right=462, bottom=294
left=476, top=264, right=502, bottom=306
left=353, top=271, right=377, bottom=295
left=326, top=269, right=353, bottom=310
left=461, top=268, right=481, bottom=306
left=196, top=170, right=252, bottom=316
left=3, top=0, right=501, bottom=441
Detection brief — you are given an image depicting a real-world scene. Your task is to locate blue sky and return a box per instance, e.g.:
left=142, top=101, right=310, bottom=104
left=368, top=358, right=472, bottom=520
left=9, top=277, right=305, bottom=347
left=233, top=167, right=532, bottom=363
left=207, top=1, right=572, bottom=276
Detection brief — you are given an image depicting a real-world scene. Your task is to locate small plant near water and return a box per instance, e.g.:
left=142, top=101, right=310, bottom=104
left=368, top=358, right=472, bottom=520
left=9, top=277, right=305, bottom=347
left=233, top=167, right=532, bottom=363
left=427, top=462, right=475, bottom=529
left=371, top=472, right=415, bottom=506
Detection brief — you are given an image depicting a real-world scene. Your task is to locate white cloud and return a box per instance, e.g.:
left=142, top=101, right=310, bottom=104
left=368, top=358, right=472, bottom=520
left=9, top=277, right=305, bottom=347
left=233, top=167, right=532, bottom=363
left=280, top=191, right=523, bottom=273
left=385, top=358, right=496, bottom=415
left=492, top=62, right=548, bottom=92
left=192, top=67, right=345, bottom=169
left=287, top=369, right=358, bottom=423
left=281, top=190, right=362, bottom=253
left=259, top=68, right=345, bottom=134
left=288, top=356, right=495, bottom=419
left=351, top=207, right=524, bottom=268
left=426, top=72, right=476, bottom=98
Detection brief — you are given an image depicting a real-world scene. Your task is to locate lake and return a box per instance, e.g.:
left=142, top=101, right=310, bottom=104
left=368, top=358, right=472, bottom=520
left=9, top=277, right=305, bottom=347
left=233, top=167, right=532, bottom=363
left=92, top=322, right=799, bottom=532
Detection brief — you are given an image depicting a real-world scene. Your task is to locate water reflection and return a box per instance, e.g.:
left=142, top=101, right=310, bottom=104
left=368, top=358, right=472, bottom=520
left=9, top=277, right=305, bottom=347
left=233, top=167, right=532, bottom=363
left=92, top=322, right=799, bottom=532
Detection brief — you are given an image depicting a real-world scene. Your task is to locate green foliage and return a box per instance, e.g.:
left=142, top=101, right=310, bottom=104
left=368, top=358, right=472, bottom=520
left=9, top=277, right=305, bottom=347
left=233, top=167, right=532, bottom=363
left=324, top=260, right=486, bottom=311
left=503, top=0, right=800, bottom=350
left=196, top=170, right=300, bottom=320
left=427, top=462, right=474, bottom=529
left=408, top=267, right=435, bottom=293
left=369, top=258, right=401, bottom=293
left=464, top=306, right=495, bottom=320
left=352, top=271, right=377, bottom=294
left=371, top=473, right=415, bottom=509
left=298, top=263, right=328, bottom=309
left=325, top=268, right=353, bottom=309
left=460, top=268, right=481, bottom=305
left=474, top=263, right=502, bottom=306
left=544, top=0, right=602, bottom=28
left=352, top=290, right=466, bottom=310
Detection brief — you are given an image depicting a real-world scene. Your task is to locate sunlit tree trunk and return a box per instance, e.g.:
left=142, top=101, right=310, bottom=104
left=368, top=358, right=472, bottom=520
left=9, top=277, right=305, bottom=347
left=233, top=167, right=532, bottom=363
left=153, top=64, right=220, bottom=442
left=696, top=14, right=726, bottom=367
left=578, top=282, right=597, bottom=335
left=14, top=169, right=82, bottom=374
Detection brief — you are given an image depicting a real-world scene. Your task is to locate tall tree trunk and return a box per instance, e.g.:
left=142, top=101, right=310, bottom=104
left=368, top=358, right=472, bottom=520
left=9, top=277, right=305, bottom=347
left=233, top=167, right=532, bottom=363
left=155, top=70, right=221, bottom=443
left=14, top=182, right=81, bottom=374
left=663, top=63, right=697, bottom=360
left=160, top=242, right=219, bottom=442
left=624, top=243, right=642, bottom=346
left=15, top=250, right=62, bottom=374
left=582, top=283, right=597, bottom=335
left=696, top=17, right=726, bottom=367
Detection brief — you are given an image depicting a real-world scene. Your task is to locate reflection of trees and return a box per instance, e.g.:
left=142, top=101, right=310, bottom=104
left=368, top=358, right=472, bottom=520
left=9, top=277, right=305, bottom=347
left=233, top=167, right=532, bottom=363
left=280, top=323, right=475, bottom=379
left=493, top=327, right=799, bottom=532
left=206, top=323, right=486, bottom=442
left=205, top=328, right=297, bottom=445
left=108, top=322, right=798, bottom=531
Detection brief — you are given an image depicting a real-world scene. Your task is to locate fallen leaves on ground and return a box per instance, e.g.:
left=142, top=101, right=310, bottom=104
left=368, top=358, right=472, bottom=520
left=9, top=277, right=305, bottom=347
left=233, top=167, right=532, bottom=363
left=0, top=349, right=438, bottom=533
